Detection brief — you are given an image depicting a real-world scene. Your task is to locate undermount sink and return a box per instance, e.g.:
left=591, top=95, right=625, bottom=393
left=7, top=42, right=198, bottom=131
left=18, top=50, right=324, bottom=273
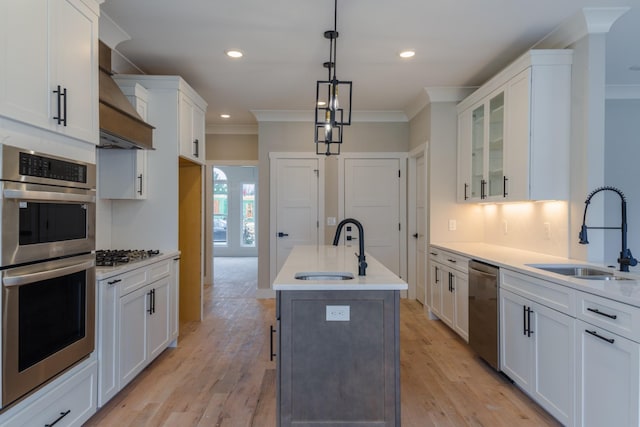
left=294, top=272, right=354, bottom=281
left=527, top=264, right=632, bottom=281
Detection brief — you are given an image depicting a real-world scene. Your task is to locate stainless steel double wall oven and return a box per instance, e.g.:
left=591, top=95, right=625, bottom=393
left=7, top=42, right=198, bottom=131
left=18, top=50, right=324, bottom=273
left=0, top=144, right=96, bottom=409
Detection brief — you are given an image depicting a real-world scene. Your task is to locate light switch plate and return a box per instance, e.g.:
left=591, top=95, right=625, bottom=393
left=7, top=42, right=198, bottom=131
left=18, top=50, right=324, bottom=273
left=326, top=305, right=350, bottom=321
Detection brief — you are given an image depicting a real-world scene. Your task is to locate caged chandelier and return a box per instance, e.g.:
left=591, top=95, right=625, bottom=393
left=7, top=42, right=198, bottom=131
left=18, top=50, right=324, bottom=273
left=314, top=0, right=352, bottom=156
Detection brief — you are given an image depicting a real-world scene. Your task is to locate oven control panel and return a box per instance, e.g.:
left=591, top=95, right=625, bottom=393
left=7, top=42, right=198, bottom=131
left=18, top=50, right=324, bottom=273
left=19, top=152, right=87, bottom=183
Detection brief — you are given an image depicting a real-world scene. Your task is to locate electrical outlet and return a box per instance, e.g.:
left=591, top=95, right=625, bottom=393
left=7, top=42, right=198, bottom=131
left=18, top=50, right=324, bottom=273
left=544, top=222, right=551, bottom=240
left=326, top=305, right=350, bottom=321
left=448, top=219, right=457, bottom=231
left=327, top=217, right=336, bottom=226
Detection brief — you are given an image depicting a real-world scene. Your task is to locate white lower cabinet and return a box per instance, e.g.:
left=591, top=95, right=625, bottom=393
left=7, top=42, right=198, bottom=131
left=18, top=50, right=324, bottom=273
left=1, top=359, right=97, bottom=427
left=500, top=288, right=575, bottom=425
left=97, top=256, right=178, bottom=407
left=428, top=247, right=469, bottom=341
left=576, top=291, right=640, bottom=427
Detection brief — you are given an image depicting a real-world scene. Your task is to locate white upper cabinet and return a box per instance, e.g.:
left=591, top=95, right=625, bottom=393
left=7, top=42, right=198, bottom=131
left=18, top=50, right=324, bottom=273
left=179, top=92, right=206, bottom=164
left=0, top=0, right=99, bottom=145
left=457, top=50, right=572, bottom=203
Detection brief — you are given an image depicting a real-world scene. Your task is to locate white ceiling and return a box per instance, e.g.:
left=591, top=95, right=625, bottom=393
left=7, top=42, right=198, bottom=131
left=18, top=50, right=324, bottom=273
left=101, top=0, right=640, bottom=128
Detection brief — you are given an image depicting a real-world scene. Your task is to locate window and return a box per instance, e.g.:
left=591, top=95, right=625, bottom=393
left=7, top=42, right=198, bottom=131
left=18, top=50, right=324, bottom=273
left=213, top=168, right=228, bottom=245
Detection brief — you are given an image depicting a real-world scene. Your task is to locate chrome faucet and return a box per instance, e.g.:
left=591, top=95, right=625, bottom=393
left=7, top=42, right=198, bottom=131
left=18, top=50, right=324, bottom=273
left=578, top=186, right=638, bottom=272
left=332, top=218, right=367, bottom=276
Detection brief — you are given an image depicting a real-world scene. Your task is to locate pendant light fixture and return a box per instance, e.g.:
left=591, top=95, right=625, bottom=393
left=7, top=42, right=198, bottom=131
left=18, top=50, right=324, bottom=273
left=314, top=0, right=352, bottom=156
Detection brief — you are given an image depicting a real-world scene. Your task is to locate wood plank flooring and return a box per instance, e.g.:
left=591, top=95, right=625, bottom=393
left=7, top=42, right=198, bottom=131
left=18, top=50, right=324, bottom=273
left=85, top=257, right=560, bottom=427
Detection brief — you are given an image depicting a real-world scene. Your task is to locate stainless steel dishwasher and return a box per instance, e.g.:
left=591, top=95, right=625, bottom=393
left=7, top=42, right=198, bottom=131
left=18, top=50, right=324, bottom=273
left=468, top=260, right=500, bottom=370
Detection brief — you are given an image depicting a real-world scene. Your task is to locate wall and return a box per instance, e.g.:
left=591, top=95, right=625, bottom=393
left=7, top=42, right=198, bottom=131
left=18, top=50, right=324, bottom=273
left=256, top=120, right=409, bottom=293
left=206, top=134, right=258, bottom=161
left=605, top=98, right=640, bottom=271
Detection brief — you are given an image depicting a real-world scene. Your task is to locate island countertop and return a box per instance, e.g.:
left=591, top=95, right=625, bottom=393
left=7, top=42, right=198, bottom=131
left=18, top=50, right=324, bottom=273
left=273, top=245, right=408, bottom=291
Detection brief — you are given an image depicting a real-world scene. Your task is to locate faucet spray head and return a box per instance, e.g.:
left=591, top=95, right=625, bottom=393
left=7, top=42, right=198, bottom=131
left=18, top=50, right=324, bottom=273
left=578, top=225, right=589, bottom=244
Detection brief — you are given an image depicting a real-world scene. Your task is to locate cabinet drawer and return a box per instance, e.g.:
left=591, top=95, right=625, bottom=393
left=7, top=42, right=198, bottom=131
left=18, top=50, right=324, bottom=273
left=2, top=359, right=97, bottom=427
left=501, top=269, right=575, bottom=316
left=429, top=247, right=468, bottom=273
left=119, top=268, right=149, bottom=296
left=577, top=292, right=640, bottom=342
left=149, top=259, right=171, bottom=282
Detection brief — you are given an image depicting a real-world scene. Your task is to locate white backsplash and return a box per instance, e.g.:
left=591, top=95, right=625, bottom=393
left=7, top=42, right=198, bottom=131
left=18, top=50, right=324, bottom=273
left=482, top=201, right=570, bottom=258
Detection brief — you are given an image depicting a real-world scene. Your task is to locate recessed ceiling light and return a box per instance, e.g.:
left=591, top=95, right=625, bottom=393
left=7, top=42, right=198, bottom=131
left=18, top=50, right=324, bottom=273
left=399, top=50, right=415, bottom=59
left=220, top=114, right=231, bottom=119
left=225, top=49, right=243, bottom=59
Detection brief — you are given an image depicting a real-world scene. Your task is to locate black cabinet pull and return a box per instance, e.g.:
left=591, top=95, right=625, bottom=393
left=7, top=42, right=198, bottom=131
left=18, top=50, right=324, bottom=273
left=152, top=289, right=156, bottom=314
left=448, top=272, right=454, bottom=292
left=434, top=266, right=439, bottom=284
left=107, top=278, right=122, bottom=285
left=62, top=87, right=67, bottom=126
left=430, top=252, right=438, bottom=256
left=586, top=329, right=615, bottom=344
left=447, top=258, right=457, bottom=263
left=503, top=176, right=508, bottom=197
left=464, top=182, right=469, bottom=200
left=53, top=85, right=63, bottom=125
left=45, top=410, right=71, bottom=427
left=587, top=307, right=618, bottom=320
left=523, top=305, right=527, bottom=336
left=481, top=179, right=487, bottom=199
left=137, top=174, right=143, bottom=195
left=269, top=325, right=277, bottom=361
left=193, top=138, right=199, bottom=157
left=412, top=233, right=419, bottom=239
left=527, top=307, right=534, bottom=337
left=147, top=290, right=154, bottom=315
left=277, top=232, right=289, bottom=238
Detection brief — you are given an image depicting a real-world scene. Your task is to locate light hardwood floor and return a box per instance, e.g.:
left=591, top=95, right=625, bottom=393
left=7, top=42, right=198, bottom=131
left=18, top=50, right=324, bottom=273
left=86, top=257, right=560, bottom=426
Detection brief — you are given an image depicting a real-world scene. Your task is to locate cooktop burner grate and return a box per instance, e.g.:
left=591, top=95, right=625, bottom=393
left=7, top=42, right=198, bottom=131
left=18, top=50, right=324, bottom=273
left=96, top=249, right=161, bottom=267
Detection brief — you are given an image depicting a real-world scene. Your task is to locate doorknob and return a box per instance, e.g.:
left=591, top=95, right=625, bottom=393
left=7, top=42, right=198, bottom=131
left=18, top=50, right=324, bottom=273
left=413, top=233, right=419, bottom=239
left=277, top=232, right=289, bottom=238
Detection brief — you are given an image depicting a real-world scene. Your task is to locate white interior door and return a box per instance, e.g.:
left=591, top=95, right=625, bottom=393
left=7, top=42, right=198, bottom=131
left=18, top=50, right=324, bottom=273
left=344, top=158, right=401, bottom=275
left=415, top=152, right=427, bottom=303
left=273, top=158, right=320, bottom=278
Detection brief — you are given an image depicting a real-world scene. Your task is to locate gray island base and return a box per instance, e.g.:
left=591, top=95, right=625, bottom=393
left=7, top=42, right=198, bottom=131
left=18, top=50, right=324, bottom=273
left=273, top=245, right=407, bottom=427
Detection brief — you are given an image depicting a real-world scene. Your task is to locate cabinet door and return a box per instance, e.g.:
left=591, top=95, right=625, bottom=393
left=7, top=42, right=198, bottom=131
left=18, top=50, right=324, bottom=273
left=457, top=109, right=472, bottom=202
left=470, top=103, right=485, bottom=199
left=170, top=258, right=180, bottom=341
left=505, top=68, right=531, bottom=201
left=147, top=277, right=171, bottom=361
left=119, top=286, right=148, bottom=388
left=0, top=0, right=50, bottom=128
left=97, top=277, right=120, bottom=407
left=192, top=104, right=205, bottom=161
left=487, top=91, right=505, bottom=198
left=531, top=301, right=575, bottom=426
left=429, top=262, right=443, bottom=317
left=453, top=271, right=469, bottom=341
left=577, top=320, right=640, bottom=427
left=49, top=0, right=98, bottom=143
left=440, top=270, right=455, bottom=327
left=98, top=150, right=147, bottom=200
left=500, top=289, right=533, bottom=388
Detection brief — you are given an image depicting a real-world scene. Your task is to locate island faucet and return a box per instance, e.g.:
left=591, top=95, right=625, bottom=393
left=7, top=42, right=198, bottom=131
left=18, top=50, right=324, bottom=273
left=578, top=186, right=638, bottom=272
left=333, top=218, right=367, bottom=276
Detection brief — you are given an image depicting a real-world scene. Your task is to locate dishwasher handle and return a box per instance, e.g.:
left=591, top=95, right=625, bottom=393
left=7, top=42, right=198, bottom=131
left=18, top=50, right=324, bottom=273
left=469, top=260, right=498, bottom=277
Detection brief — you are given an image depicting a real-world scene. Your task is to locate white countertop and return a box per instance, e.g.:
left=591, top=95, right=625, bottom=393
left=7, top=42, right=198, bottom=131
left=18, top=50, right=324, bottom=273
left=95, top=250, right=181, bottom=280
left=273, top=245, right=408, bottom=291
left=431, top=242, right=640, bottom=307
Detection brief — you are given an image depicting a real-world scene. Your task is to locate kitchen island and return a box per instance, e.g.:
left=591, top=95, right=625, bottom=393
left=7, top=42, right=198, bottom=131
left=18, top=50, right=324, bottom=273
left=273, top=245, right=407, bottom=427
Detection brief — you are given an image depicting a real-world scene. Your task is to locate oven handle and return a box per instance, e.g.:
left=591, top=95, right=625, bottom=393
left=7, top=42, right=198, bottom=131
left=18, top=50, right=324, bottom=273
left=3, top=189, right=96, bottom=203
left=3, top=259, right=95, bottom=287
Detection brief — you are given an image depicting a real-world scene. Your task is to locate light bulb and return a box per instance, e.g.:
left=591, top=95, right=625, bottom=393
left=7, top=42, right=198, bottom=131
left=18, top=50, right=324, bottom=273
left=324, top=110, right=332, bottom=141
left=330, top=85, right=339, bottom=111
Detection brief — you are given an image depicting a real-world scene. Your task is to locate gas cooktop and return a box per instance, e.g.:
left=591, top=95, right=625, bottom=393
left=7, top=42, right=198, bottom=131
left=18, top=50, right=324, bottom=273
left=95, top=249, right=161, bottom=267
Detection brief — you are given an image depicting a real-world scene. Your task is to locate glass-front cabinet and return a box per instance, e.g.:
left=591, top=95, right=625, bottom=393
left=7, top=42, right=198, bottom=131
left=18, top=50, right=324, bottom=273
left=457, top=50, right=573, bottom=204
left=460, top=90, right=506, bottom=202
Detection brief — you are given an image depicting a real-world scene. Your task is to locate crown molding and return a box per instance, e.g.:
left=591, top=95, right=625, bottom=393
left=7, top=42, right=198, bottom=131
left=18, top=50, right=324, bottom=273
left=206, top=124, right=258, bottom=135
left=98, top=12, right=131, bottom=49
left=251, top=110, right=408, bottom=123
left=404, top=87, right=478, bottom=120
left=606, top=85, right=640, bottom=100
left=533, top=7, right=629, bottom=49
